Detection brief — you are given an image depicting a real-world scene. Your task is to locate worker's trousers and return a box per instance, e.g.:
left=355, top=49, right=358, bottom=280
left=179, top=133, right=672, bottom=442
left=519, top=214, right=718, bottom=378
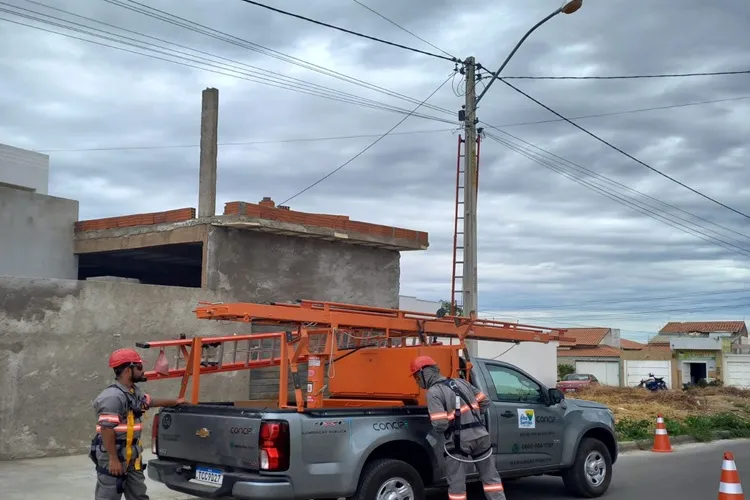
left=444, top=434, right=506, bottom=500
left=95, top=469, right=149, bottom=500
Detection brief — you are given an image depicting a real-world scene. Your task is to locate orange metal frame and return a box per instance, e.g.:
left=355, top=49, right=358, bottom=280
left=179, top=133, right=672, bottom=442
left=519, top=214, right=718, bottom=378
left=136, top=299, right=570, bottom=411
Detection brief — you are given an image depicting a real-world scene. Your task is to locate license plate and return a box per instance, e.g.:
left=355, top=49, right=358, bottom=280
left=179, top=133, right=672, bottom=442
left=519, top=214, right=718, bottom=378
left=567, top=388, right=576, bottom=392
left=194, top=467, right=224, bottom=486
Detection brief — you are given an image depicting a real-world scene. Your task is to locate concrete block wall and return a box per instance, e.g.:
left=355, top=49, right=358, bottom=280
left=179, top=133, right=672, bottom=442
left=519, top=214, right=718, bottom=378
left=0, top=277, right=246, bottom=460
left=204, top=226, right=401, bottom=400
left=0, top=186, right=79, bottom=280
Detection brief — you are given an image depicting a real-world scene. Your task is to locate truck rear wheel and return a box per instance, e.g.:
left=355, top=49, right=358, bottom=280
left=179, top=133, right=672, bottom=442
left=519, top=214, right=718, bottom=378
left=561, top=437, right=612, bottom=498
left=351, top=458, right=425, bottom=500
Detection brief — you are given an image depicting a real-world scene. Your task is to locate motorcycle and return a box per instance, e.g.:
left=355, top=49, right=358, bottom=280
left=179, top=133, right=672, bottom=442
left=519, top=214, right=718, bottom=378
left=638, top=372, right=668, bottom=391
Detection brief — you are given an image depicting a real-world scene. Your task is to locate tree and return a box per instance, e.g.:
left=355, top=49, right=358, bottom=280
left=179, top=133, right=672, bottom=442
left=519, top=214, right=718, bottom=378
left=438, top=299, right=463, bottom=317
left=558, top=363, right=575, bottom=381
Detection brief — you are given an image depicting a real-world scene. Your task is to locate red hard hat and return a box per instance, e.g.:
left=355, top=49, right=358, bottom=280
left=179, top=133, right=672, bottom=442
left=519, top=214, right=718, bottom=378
left=109, top=348, right=144, bottom=368
left=409, top=355, right=437, bottom=375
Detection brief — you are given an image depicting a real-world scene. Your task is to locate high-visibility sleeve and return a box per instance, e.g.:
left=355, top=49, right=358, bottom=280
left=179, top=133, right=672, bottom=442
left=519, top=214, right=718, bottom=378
left=427, top=386, right=451, bottom=433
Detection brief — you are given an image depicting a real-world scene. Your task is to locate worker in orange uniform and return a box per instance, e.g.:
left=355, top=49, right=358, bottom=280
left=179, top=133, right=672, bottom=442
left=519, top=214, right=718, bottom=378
left=90, top=348, right=187, bottom=500
left=410, top=355, right=506, bottom=500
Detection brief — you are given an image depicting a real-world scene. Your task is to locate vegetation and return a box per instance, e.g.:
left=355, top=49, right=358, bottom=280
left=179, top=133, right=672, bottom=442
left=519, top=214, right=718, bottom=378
left=438, top=299, right=463, bottom=316
left=568, top=385, right=750, bottom=442
left=557, top=363, right=575, bottom=380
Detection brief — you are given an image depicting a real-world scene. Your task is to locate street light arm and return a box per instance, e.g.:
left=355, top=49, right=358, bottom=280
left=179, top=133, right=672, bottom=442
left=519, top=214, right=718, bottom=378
left=475, top=6, right=563, bottom=105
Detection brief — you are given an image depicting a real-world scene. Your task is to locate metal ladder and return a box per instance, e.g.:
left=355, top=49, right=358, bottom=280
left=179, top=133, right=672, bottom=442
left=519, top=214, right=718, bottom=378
left=450, top=134, right=481, bottom=316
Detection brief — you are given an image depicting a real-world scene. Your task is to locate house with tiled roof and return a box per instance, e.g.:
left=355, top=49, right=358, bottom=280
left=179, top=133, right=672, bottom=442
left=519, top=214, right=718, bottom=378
left=652, top=321, right=749, bottom=386
left=557, top=327, right=623, bottom=386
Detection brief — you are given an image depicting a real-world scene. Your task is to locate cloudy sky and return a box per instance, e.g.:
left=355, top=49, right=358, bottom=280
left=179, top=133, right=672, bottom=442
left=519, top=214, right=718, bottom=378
left=2, top=0, right=749, bottom=342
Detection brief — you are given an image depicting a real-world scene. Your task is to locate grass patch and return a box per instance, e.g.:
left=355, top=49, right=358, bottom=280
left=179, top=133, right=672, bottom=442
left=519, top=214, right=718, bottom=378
left=615, top=412, right=750, bottom=442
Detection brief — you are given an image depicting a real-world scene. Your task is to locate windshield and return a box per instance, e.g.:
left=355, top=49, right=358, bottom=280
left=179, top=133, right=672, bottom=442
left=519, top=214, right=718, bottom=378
left=563, top=374, right=590, bottom=381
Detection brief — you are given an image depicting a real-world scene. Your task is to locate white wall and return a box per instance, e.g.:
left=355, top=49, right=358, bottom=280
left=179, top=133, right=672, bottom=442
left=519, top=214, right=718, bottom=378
left=399, top=295, right=442, bottom=314
left=0, top=143, right=49, bottom=194
left=478, top=340, right=558, bottom=387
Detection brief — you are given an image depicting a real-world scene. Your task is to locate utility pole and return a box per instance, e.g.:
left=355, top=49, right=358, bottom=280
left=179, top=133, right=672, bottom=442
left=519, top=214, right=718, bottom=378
left=198, top=87, right=219, bottom=218
left=462, top=57, right=479, bottom=358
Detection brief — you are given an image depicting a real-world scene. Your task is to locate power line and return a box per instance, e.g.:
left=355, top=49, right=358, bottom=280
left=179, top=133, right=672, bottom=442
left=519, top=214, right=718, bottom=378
left=483, top=132, right=750, bottom=258
left=102, top=0, right=457, bottom=117
left=502, top=69, right=750, bottom=80
left=498, top=78, right=750, bottom=222
left=33, top=95, right=750, bottom=152
left=481, top=123, right=750, bottom=243
left=0, top=4, right=457, bottom=126
left=235, top=0, right=457, bottom=63
left=350, top=0, right=455, bottom=59
left=34, top=128, right=457, bottom=153
left=278, top=74, right=453, bottom=205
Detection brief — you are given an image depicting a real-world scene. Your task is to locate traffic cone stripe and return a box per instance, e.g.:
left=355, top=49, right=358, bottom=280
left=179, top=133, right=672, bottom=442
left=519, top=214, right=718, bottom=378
left=656, top=417, right=664, bottom=424
left=724, top=460, right=739, bottom=471
left=655, top=429, right=668, bottom=435
left=719, top=482, right=743, bottom=495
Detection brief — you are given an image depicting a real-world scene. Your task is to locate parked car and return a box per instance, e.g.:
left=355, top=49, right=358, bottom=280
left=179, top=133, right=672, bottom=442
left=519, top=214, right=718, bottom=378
left=557, top=373, right=600, bottom=393
left=147, top=358, right=618, bottom=499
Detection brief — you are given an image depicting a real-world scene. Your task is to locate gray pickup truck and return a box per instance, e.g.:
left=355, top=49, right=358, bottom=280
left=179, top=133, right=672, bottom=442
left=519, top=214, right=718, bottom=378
left=147, top=357, right=618, bottom=499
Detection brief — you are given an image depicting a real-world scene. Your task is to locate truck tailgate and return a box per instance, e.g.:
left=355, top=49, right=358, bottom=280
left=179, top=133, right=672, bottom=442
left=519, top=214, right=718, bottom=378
left=157, top=406, right=262, bottom=470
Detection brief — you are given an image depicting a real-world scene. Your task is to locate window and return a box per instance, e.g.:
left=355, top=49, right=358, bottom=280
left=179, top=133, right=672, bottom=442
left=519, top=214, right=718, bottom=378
left=486, top=364, right=543, bottom=403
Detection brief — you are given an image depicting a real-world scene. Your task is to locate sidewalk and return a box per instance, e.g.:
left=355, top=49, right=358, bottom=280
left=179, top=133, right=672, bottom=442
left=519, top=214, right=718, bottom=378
left=0, top=452, right=194, bottom=500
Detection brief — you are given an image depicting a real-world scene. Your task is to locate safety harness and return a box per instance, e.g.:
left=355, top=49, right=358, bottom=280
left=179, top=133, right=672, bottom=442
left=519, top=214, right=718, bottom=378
left=440, top=378, right=491, bottom=460
left=89, top=385, right=146, bottom=493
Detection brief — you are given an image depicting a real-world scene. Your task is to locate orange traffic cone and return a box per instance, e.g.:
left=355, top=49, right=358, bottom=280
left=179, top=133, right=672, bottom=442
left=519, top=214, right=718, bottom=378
left=651, top=414, right=672, bottom=452
left=719, top=452, right=744, bottom=499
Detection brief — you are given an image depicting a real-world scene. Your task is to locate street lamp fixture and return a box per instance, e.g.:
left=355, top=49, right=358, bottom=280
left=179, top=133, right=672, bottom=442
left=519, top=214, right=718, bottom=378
left=475, top=0, right=583, bottom=104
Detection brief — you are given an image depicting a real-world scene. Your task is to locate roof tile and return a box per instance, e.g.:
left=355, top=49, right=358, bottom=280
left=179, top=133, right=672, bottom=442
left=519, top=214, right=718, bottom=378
left=620, top=339, right=645, bottom=350
left=659, top=321, right=746, bottom=335
left=558, top=327, right=610, bottom=347
left=556, top=345, right=621, bottom=358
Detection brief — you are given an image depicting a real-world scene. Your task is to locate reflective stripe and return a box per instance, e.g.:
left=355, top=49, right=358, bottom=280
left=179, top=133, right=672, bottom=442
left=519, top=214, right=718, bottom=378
left=476, top=392, right=486, bottom=402
left=483, top=483, right=504, bottom=492
left=723, top=460, right=738, bottom=471
left=430, top=412, right=450, bottom=421
left=98, top=414, right=120, bottom=424
left=96, top=423, right=143, bottom=433
left=655, top=429, right=668, bottom=435
left=448, top=494, right=467, bottom=500
left=125, top=411, right=135, bottom=466
left=719, top=481, right=743, bottom=494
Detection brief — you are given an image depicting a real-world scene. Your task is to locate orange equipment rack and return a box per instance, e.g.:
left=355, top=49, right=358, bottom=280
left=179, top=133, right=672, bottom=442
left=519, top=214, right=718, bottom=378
left=136, top=299, right=570, bottom=411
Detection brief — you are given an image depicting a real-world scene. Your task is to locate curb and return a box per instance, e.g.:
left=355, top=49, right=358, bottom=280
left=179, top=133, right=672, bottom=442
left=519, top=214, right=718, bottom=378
left=618, top=430, right=737, bottom=452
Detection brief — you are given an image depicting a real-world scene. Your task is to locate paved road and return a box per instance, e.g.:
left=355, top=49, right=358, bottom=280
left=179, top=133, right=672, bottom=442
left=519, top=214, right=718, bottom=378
left=2, top=439, right=748, bottom=499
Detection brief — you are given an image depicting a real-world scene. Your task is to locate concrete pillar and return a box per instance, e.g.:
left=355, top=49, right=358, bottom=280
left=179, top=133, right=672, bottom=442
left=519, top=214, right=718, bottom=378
left=199, top=87, right=219, bottom=217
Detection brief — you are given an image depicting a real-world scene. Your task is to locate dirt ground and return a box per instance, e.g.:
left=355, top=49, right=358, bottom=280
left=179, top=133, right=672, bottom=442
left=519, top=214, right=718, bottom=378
left=566, top=385, right=750, bottom=421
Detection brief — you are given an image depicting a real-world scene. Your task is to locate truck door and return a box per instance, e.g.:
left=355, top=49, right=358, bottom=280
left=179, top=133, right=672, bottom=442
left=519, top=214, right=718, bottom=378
left=481, top=362, right=565, bottom=471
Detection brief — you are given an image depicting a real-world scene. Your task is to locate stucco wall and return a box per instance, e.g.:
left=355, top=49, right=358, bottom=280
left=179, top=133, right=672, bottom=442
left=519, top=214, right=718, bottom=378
left=205, top=226, right=401, bottom=399
left=0, top=277, right=246, bottom=460
left=620, top=348, right=678, bottom=388
left=0, top=186, right=78, bottom=280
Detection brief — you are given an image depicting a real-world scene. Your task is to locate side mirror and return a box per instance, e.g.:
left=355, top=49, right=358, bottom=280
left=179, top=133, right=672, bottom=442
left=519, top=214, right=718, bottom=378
left=548, top=388, right=565, bottom=405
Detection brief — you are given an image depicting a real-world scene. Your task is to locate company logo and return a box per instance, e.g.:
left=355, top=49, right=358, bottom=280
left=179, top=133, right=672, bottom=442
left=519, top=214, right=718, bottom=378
left=161, top=414, right=172, bottom=430
left=511, top=443, right=520, bottom=453
left=195, top=428, right=211, bottom=438
left=517, top=409, right=536, bottom=429
left=314, top=420, right=343, bottom=427
left=230, top=427, right=254, bottom=435
left=537, top=415, right=557, bottom=424
left=373, top=421, right=408, bottom=431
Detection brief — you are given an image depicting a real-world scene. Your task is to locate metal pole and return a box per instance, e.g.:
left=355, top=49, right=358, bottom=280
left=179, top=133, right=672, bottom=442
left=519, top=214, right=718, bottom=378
left=462, top=57, right=479, bottom=358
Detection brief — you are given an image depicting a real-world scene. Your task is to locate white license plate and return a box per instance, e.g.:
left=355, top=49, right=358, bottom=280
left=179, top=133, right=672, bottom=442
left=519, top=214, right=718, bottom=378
left=567, top=388, right=576, bottom=392
left=194, top=467, right=224, bottom=486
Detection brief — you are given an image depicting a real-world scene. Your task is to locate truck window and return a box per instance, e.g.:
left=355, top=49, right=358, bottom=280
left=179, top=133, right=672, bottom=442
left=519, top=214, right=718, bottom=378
left=485, top=364, right=543, bottom=403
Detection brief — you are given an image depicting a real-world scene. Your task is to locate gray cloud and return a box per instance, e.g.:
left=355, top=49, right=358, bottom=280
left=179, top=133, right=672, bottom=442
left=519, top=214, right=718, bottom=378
left=2, top=0, right=750, bottom=341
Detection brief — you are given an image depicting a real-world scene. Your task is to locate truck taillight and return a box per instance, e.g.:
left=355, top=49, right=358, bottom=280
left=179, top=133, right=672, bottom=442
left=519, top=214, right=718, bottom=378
left=259, top=420, right=289, bottom=471
left=151, top=413, right=159, bottom=454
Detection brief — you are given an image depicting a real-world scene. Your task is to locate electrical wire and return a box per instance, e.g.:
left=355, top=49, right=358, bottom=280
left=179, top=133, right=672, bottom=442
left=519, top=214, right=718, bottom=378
left=34, top=95, right=749, bottom=152
left=350, top=0, right=455, bottom=59
left=234, top=0, right=457, bottom=63
left=483, top=132, right=750, bottom=258
left=502, top=69, right=750, bottom=80
left=497, top=78, right=750, bottom=222
left=481, top=123, right=750, bottom=243
left=0, top=4, right=457, bottom=125
left=278, top=74, right=454, bottom=205
left=102, top=0, right=457, bottom=117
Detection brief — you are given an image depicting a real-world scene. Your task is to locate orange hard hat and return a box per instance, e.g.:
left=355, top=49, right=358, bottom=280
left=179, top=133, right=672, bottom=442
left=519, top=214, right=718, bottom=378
left=409, top=355, right=437, bottom=375
left=109, top=348, right=144, bottom=368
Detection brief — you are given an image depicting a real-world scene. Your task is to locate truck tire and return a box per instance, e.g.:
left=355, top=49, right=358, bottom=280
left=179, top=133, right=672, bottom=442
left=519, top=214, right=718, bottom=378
left=350, top=458, right=425, bottom=500
left=561, top=437, right=612, bottom=498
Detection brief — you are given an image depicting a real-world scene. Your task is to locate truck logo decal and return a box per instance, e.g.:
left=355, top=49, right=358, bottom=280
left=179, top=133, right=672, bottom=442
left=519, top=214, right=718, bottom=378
left=314, top=420, right=343, bottom=427
left=195, top=428, right=211, bottom=438
left=536, top=415, right=557, bottom=424
left=230, top=426, right=254, bottom=434
left=161, top=414, right=172, bottom=430
left=517, top=409, right=535, bottom=429
left=373, top=421, right=408, bottom=431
